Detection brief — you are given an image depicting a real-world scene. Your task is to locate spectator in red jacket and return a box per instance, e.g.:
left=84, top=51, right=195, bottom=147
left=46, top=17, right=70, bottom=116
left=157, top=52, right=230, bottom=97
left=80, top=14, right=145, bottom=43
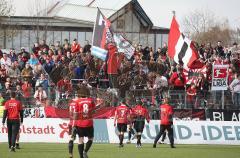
left=107, top=43, right=124, bottom=88
left=71, top=39, right=80, bottom=53
left=169, top=65, right=186, bottom=107
left=186, top=83, right=197, bottom=108
left=169, top=66, right=186, bottom=90
left=57, top=77, right=72, bottom=97
left=21, top=79, right=32, bottom=107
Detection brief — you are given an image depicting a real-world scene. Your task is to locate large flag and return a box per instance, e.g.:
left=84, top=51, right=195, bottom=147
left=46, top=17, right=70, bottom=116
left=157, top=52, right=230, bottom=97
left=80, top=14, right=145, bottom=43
left=168, top=16, right=199, bottom=68
left=92, top=8, right=114, bottom=60
left=113, top=34, right=134, bottom=59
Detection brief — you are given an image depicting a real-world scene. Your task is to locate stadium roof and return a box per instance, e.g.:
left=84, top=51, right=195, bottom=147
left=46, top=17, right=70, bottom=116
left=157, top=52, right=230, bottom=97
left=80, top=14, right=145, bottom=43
left=67, top=0, right=131, bottom=11
left=49, top=0, right=153, bottom=26
left=52, top=4, right=115, bottom=24
left=8, top=0, right=169, bottom=31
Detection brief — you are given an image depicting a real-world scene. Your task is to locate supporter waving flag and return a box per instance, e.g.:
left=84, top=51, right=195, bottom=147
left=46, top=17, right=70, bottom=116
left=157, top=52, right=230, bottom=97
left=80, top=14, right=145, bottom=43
left=92, top=8, right=114, bottom=60
left=168, top=16, right=199, bottom=68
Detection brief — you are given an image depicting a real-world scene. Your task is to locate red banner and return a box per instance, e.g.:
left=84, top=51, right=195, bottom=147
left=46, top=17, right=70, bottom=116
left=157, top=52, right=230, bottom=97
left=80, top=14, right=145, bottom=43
left=44, top=106, right=115, bottom=119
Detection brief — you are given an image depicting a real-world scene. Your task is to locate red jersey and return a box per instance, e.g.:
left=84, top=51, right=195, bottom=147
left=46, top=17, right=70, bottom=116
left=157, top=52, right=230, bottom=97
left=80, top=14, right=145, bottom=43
left=128, top=108, right=134, bottom=123
left=75, top=98, right=95, bottom=128
left=4, top=99, right=23, bottom=120
left=71, top=43, right=80, bottom=53
left=57, top=80, right=72, bottom=93
left=68, top=98, right=78, bottom=126
left=132, top=105, right=150, bottom=122
left=169, top=72, right=186, bottom=87
left=160, top=104, right=173, bottom=125
left=107, top=45, right=124, bottom=74
left=115, top=104, right=130, bottom=124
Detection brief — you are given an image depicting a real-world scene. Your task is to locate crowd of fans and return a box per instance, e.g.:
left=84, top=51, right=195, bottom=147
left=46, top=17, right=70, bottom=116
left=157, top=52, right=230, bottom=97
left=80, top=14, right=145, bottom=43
left=0, top=38, right=240, bottom=110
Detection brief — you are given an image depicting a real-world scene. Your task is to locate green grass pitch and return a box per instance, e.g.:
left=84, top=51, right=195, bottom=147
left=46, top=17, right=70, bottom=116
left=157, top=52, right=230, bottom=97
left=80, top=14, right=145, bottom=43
left=0, top=143, right=240, bottom=158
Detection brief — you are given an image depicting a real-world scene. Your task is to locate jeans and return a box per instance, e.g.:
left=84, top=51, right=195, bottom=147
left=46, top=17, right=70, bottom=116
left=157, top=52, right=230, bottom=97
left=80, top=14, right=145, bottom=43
left=233, top=93, right=240, bottom=108
left=108, top=74, right=118, bottom=88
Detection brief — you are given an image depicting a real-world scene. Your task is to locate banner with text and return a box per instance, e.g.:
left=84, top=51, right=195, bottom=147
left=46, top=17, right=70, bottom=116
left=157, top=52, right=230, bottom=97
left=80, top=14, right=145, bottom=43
left=106, top=119, right=240, bottom=145
left=174, top=109, right=205, bottom=120
left=1, top=119, right=240, bottom=145
left=0, top=119, right=109, bottom=143
left=211, top=65, right=229, bottom=90
left=206, top=109, right=240, bottom=121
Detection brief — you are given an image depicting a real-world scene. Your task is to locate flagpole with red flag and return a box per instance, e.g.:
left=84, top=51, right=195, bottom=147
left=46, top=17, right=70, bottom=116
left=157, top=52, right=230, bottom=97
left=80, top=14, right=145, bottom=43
left=168, top=13, right=202, bottom=69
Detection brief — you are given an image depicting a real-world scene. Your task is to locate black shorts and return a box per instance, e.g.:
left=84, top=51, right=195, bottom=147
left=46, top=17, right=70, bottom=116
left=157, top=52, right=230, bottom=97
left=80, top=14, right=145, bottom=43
left=76, top=126, right=94, bottom=138
left=134, top=121, right=145, bottom=133
left=117, top=123, right=127, bottom=133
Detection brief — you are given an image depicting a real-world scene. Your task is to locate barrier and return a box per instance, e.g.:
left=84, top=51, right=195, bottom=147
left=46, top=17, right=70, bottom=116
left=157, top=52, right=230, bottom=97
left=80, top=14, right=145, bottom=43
left=206, top=109, right=240, bottom=121
left=0, top=86, right=236, bottom=111
left=1, top=118, right=240, bottom=145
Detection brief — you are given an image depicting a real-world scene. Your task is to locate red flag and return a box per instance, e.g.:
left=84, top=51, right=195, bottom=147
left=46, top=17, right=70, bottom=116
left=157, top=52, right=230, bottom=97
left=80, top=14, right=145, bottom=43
left=168, top=16, right=199, bottom=68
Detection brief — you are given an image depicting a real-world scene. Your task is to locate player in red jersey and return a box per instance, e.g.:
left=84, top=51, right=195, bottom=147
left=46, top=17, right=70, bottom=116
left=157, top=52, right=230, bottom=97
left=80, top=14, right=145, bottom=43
left=132, top=99, right=150, bottom=147
left=2, top=91, right=23, bottom=152
left=68, top=94, right=79, bottom=158
left=153, top=97, right=175, bottom=148
left=114, top=99, right=130, bottom=147
left=74, top=86, right=95, bottom=158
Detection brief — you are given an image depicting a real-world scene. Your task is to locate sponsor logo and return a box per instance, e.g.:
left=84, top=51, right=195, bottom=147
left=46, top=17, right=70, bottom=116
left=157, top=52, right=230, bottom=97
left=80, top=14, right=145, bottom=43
left=214, top=68, right=227, bottom=78
left=59, top=123, right=69, bottom=138
left=0, top=125, right=55, bottom=134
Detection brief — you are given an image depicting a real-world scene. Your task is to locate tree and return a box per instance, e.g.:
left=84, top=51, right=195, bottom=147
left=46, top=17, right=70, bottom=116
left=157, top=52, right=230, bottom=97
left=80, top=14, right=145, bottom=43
left=0, top=0, right=14, bottom=16
left=182, top=9, right=233, bottom=45
left=0, top=0, right=15, bottom=48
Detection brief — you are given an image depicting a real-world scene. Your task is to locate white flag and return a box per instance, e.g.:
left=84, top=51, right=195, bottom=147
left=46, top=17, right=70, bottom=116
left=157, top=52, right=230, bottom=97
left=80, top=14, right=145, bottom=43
left=113, top=34, right=135, bottom=59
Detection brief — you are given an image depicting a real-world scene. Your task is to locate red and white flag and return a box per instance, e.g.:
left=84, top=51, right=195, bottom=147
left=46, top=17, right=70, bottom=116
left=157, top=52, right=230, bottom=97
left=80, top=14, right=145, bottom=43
left=183, top=66, right=207, bottom=85
left=168, top=16, right=199, bottom=68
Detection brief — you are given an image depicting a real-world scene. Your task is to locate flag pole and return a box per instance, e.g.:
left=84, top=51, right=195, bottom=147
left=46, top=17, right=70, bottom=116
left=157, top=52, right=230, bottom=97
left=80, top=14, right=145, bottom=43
left=172, top=10, right=176, bottom=17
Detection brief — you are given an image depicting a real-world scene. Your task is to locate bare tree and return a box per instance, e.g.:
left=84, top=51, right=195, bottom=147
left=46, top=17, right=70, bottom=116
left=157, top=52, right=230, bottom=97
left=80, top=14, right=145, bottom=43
left=0, top=0, right=14, bottom=16
left=182, top=8, right=233, bottom=45
left=182, top=9, right=216, bottom=35
left=0, top=0, right=15, bottom=48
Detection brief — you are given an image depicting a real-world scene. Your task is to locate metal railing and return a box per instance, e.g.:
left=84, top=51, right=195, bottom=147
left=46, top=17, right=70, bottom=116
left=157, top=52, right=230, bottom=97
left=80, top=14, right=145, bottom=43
left=0, top=87, right=236, bottom=110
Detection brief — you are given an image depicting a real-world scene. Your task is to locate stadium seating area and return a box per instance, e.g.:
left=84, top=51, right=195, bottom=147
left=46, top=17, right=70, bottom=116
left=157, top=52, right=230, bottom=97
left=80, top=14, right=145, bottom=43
left=0, top=39, right=240, bottom=110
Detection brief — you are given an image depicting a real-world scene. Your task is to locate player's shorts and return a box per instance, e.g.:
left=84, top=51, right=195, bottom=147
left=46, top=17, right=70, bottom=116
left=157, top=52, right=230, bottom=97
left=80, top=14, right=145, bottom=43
left=117, top=123, right=127, bottom=133
left=134, top=120, right=145, bottom=133
left=76, top=126, right=94, bottom=138
left=68, top=125, right=73, bottom=135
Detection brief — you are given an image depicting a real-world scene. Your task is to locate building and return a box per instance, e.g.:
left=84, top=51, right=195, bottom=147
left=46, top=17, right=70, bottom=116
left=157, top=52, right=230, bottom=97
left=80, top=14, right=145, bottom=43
left=0, top=0, right=169, bottom=52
